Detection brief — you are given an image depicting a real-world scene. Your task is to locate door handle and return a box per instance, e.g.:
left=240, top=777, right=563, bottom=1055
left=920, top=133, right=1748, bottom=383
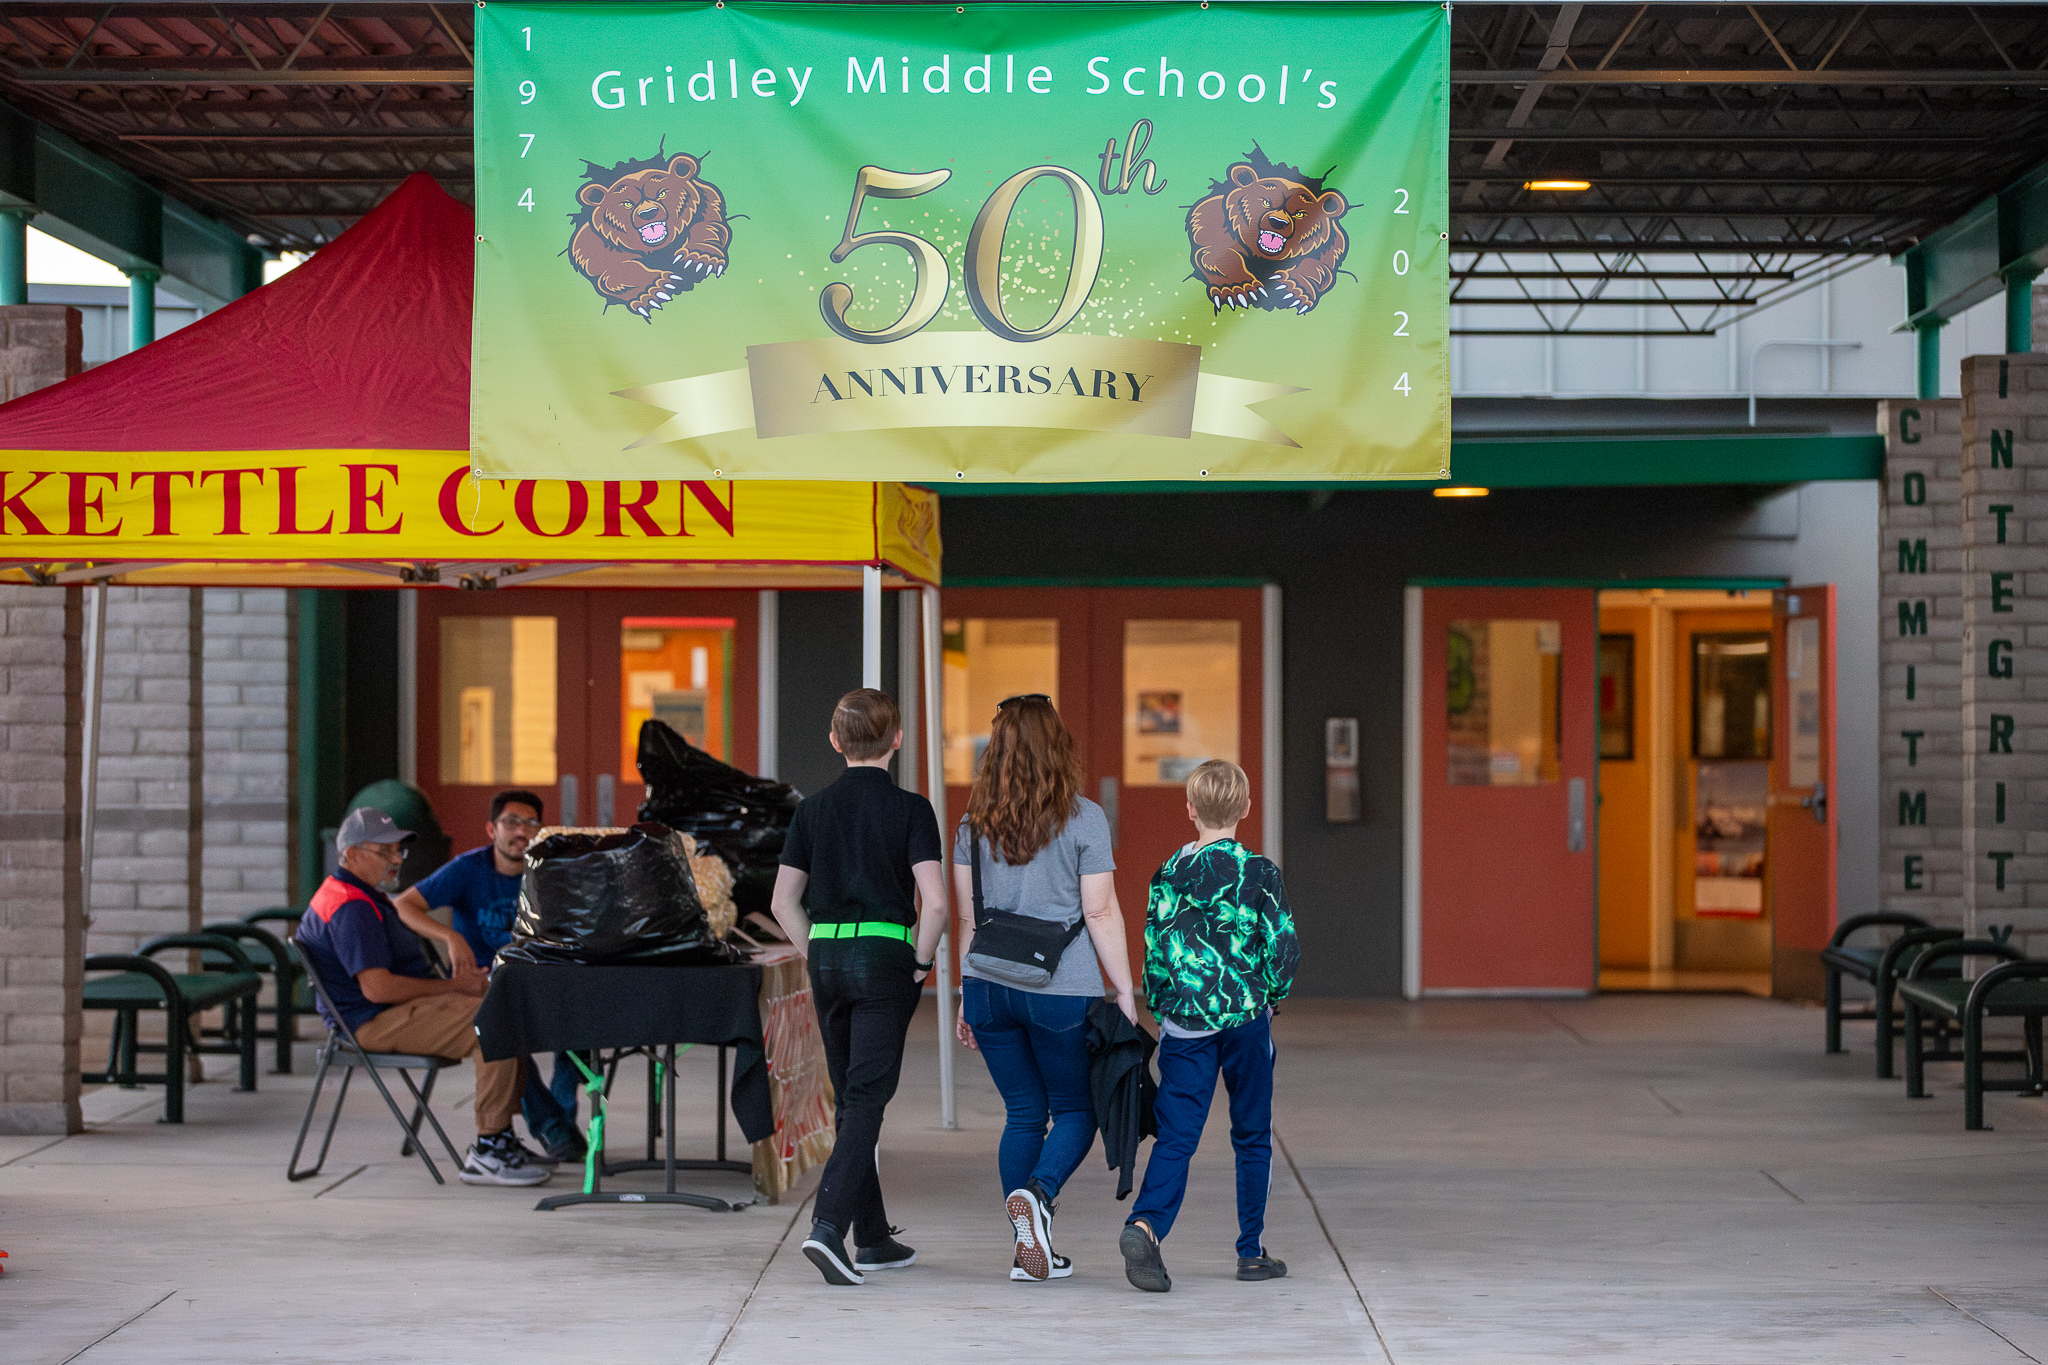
left=1567, top=777, right=1587, bottom=853
left=559, top=773, right=578, bottom=828
left=1099, top=777, right=1119, bottom=849
left=1801, top=780, right=1827, bottom=825
left=596, top=773, right=616, bottom=828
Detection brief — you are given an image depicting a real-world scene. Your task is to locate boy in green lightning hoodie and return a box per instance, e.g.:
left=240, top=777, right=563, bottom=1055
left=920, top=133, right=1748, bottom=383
left=1120, top=759, right=1300, bottom=1294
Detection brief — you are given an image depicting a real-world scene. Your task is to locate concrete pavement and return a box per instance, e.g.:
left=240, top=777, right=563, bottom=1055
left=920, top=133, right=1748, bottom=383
left=4, top=993, right=2046, bottom=1363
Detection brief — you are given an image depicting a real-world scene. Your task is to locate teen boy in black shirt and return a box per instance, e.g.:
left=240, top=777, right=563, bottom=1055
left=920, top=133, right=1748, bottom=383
left=772, top=688, right=948, bottom=1286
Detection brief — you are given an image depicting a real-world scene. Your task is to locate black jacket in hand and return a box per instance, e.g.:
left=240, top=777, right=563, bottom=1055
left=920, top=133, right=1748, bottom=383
left=1086, top=998, right=1158, bottom=1200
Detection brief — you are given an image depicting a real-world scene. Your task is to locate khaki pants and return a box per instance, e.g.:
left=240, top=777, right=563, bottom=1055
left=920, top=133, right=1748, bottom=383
left=355, top=993, right=524, bottom=1136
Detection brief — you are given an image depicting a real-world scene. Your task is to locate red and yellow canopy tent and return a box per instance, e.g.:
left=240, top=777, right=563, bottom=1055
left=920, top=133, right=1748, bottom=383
left=0, top=173, right=960, bottom=1125
left=0, top=173, right=939, bottom=591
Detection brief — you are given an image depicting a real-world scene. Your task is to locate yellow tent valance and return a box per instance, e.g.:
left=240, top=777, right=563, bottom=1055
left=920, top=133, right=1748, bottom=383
left=0, top=451, right=938, bottom=589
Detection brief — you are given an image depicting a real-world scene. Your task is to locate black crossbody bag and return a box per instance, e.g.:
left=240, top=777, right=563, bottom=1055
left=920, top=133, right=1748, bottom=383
left=964, top=824, right=1087, bottom=990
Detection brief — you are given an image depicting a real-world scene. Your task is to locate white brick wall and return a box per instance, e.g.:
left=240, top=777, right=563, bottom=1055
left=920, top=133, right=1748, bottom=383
left=200, top=589, right=291, bottom=917
left=0, top=584, right=82, bottom=1135
left=1960, top=355, right=2048, bottom=954
left=1878, top=399, right=1966, bottom=928
left=83, top=587, right=200, bottom=958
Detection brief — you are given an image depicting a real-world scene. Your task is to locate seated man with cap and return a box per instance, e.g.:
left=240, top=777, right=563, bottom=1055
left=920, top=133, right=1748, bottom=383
left=293, top=806, right=553, bottom=1187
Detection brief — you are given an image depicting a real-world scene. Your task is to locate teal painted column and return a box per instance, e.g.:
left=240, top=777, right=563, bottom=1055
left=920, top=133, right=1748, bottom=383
left=1916, top=319, right=1945, bottom=400
left=125, top=267, right=159, bottom=351
left=0, top=208, right=31, bottom=306
left=294, top=589, right=346, bottom=903
left=2006, top=269, right=2040, bottom=354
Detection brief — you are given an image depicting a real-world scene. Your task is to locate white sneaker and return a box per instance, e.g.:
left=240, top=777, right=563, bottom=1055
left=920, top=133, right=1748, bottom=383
left=1012, top=1252, right=1074, bottom=1281
left=1006, top=1186, right=1054, bottom=1281
left=460, top=1132, right=552, bottom=1186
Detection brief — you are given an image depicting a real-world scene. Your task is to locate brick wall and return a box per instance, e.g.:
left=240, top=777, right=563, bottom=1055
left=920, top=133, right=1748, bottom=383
left=1959, top=355, right=2048, bottom=957
left=200, top=589, right=292, bottom=917
left=1877, top=399, right=1966, bottom=928
left=0, top=304, right=81, bottom=402
left=0, top=585, right=82, bottom=1135
left=83, top=588, right=203, bottom=958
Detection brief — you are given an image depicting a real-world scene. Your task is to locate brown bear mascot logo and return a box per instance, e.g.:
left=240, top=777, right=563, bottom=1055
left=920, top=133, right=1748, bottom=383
left=1185, top=149, right=1348, bottom=315
left=567, top=148, right=730, bottom=320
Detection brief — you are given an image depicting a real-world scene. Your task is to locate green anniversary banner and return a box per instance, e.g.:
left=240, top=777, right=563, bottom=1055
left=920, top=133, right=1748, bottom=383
left=473, top=2, right=1447, bottom=483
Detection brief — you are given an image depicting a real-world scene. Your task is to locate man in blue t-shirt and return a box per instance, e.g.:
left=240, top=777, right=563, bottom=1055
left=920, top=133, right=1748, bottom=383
left=395, top=788, right=586, bottom=1161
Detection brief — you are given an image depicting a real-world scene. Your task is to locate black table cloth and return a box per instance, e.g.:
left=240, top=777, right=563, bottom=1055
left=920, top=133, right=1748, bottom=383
left=474, top=961, right=772, bottom=1144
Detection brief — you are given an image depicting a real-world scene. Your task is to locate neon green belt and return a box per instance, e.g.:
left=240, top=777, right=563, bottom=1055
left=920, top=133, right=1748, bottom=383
left=810, top=921, right=913, bottom=943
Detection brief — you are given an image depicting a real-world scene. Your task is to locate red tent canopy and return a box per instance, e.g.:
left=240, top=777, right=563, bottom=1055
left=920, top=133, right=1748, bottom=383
left=0, top=172, right=470, bottom=452
left=0, top=172, right=940, bottom=590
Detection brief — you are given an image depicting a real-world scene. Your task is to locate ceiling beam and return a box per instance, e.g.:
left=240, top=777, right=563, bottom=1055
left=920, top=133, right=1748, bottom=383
left=1455, top=69, right=2048, bottom=87
left=4, top=66, right=469, bottom=84
left=120, top=125, right=466, bottom=139
left=1452, top=129, right=1992, bottom=143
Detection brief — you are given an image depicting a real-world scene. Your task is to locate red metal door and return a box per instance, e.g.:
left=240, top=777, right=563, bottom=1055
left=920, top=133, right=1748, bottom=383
left=936, top=586, right=1264, bottom=986
left=1768, top=584, right=1837, bottom=1000
left=416, top=590, right=592, bottom=840
left=1419, top=586, right=1598, bottom=992
left=581, top=590, right=760, bottom=824
left=1087, top=588, right=1265, bottom=985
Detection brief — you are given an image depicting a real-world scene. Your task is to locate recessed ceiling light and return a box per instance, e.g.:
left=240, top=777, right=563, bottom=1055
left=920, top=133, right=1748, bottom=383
left=1433, top=486, right=1491, bottom=498
left=1523, top=179, right=1592, bottom=192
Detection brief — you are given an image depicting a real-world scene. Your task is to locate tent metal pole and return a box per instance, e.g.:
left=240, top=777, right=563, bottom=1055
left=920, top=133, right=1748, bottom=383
left=923, top=584, right=956, bottom=1129
left=861, top=565, right=882, bottom=689
left=756, top=590, right=778, bottom=778
left=80, top=581, right=108, bottom=942
left=896, top=591, right=920, bottom=791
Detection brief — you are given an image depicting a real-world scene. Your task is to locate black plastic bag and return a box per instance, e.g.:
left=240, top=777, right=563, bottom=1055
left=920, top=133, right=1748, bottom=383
left=636, top=720, right=801, bottom=918
left=500, top=821, right=744, bottom=966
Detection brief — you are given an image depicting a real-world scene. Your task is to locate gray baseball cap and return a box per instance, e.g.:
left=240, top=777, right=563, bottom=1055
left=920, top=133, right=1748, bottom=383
left=335, top=806, right=416, bottom=852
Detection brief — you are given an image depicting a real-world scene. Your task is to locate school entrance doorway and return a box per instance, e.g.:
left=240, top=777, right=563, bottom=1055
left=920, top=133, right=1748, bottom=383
left=415, top=590, right=762, bottom=838
left=937, top=586, right=1272, bottom=983
left=1405, top=584, right=1835, bottom=1001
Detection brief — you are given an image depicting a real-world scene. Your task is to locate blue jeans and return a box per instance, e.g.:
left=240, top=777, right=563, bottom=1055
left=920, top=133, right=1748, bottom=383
left=519, top=1052, right=587, bottom=1139
left=1128, top=1012, right=1274, bottom=1258
left=962, top=979, right=1097, bottom=1201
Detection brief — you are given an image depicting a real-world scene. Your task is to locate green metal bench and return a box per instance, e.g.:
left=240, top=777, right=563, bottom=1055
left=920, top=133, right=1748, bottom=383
left=194, top=920, right=300, bottom=1075
left=1822, top=912, right=1940, bottom=1066
left=1898, top=940, right=2047, bottom=1129
left=244, top=909, right=313, bottom=1063
left=82, top=933, right=262, bottom=1123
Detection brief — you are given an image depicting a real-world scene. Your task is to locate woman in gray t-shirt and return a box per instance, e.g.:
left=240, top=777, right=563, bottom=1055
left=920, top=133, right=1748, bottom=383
left=949, top=695, right=1136, bottom=1282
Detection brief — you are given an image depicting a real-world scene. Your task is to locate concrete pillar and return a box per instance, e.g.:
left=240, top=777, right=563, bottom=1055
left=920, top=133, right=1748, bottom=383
left=1959, top=354, right=2048, bottom=956
left=0, top=586, right=85, bottom=1135
left=1877, top=400, right=1966, bottom=927
left=0, top=304, right=80, bottom=400
left=125, top=268, right=159, bottom=352
left=0, top=208, right=33, bottom=307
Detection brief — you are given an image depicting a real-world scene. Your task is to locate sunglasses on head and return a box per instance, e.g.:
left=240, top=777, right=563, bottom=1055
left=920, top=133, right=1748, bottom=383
left=996, top=693, right=1051, bottom=711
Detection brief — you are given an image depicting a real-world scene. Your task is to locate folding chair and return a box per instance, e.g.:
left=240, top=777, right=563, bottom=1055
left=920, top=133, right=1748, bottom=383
left=287, top=952, right=467, bottom=1186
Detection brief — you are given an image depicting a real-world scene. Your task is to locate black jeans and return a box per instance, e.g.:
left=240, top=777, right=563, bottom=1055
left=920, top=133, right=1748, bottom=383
left=808, top=948, right=922, bottom=1246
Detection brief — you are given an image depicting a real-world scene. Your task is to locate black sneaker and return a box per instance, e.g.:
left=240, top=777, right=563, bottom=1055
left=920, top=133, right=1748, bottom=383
left=1237, top=1253, right=1288, bottom=1281
left=536, top=1118, right=587, bottom=1165
left=802, top=1220, right=865, bottom=1286
left=855, top=1231, right=917, bottom=1270
left=1006, top=1183, right=1056, bottom=1281
left=1120, top=1222, right=1171, bottom=1293
left=1012, top=1252, right=1074, bottom=1281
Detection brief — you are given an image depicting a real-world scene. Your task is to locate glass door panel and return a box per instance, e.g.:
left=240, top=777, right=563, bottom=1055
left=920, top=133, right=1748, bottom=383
left=942, top=616, right=1061, bottom=785
left=1122, top=620, right=1240, bottom=787
left=416, top=595, right=588, bottom=844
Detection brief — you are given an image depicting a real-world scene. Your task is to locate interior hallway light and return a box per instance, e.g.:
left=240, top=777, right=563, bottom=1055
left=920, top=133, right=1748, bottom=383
left=1523, top=179, right=1592, bottom=192
left=1433, top=486, right=1490, bottom=498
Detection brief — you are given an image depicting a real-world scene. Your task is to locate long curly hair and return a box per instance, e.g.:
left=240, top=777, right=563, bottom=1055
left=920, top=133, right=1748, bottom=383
left=964, top=695, right=1084, bottom=865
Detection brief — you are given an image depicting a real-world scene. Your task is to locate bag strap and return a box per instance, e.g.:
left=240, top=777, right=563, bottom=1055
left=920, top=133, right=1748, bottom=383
left=969, top=824, right=1087, bottom=941
left=969, top=823, right=988, bottom=929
